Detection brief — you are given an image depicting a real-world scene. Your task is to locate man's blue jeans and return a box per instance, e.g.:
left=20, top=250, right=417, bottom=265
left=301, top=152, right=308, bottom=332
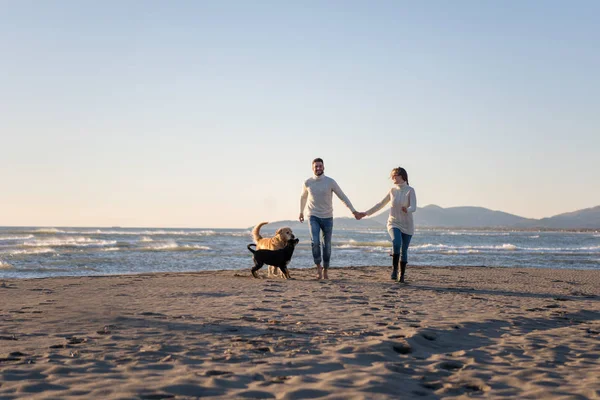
left=309, top=216, right=333, bottom=269
left=388, top=227, right=412, bottom=262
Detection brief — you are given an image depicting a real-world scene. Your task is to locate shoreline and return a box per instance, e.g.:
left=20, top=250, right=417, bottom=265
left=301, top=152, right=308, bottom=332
left=3, top=263, right=600, bottom=283
left=1, top=265, right=599, bottom=399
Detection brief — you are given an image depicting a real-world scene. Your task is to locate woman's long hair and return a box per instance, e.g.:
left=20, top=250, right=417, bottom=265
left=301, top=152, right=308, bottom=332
left=390, top=167, right=409, bottom=185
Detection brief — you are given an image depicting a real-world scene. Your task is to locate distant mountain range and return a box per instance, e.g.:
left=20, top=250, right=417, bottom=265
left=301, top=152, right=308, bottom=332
left=251, top=205, right=600, bottom=231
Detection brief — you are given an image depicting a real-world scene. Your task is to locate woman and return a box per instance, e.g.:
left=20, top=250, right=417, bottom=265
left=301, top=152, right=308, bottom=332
left=358, top=167, right=416, bottom=283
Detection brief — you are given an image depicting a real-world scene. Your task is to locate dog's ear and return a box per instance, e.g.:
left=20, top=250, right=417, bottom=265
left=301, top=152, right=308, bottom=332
left=275, top=228, right=283, bottom=235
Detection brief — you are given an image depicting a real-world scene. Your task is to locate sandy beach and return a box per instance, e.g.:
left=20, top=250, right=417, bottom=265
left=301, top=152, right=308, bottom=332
left=1, top=265, right=599, bottom=399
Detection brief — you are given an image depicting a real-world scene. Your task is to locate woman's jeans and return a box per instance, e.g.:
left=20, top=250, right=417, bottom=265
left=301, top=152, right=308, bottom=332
left=309, top=216, right=333, bottom=269
left=388, top=227, right=412, bottom=262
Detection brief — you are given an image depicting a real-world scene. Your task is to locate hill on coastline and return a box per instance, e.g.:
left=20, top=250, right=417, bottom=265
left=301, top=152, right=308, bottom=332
left=252, top=205, right=600, bottom=230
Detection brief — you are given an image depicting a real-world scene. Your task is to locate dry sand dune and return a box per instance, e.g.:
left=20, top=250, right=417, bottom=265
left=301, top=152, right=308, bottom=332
left=1, top=265, right=599, bottom=399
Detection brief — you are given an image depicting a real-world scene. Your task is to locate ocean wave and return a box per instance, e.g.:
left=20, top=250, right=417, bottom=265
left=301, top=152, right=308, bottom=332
left=6, top=265, right=72, bottom=273
left=351, top=230, right=388, bottom=235
left=442, top=231, right=511, bottom=236
left=413, top=243, right=516, bottom=251
left=440, top=249, right=481, bottom=254
left=139, top=241, right=212, bottom=251
left=0, top=235, right=34, bottom=241
left=23, top=237, right=117, bottom=248
left=9, top=247, right=57, bottom=255
left=62, top=229, right=248, bottom=237
left=412, top=243, right=599, bottom=253
left=335, top=239, right=391, bottom=248
left=0, top=260, right=14, bottom=269
left=34, top=228, right=66, bottom=234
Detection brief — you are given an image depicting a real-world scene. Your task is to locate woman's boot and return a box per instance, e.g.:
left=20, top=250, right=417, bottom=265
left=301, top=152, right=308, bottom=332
left=391, top=254, right=400, bottom=280
left=398, top=261, right=407, bottom=283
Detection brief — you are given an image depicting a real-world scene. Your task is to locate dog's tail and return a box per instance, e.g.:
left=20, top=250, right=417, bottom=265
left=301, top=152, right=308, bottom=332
left=247, top=243, right=257, bottom=254
left=252, top=222, right=269, bottom=243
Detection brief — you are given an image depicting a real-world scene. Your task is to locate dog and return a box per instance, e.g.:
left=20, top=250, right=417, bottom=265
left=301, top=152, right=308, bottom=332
left=252, top=222, right=295, bottom=277
left=247, top=238, right=299, bottom=279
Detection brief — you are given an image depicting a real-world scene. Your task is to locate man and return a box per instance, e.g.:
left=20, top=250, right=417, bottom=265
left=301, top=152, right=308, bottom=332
left=299, top=158, right=360, bottom=279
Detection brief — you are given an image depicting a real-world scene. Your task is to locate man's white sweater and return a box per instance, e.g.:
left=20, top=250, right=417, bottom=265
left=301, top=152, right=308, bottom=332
left=300, top=175, right=356, bottom=218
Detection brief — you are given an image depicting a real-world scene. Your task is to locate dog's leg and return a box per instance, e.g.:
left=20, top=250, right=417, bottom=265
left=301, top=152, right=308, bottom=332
left=251, top=260, right=264, bottom=279
left=279, top=266, right=290, bottom=280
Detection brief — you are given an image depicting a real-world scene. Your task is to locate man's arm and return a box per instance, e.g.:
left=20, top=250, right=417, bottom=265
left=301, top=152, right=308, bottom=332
left=299, top=182, right=308, bottom=222
left=331, top=179, right=357, bottom=214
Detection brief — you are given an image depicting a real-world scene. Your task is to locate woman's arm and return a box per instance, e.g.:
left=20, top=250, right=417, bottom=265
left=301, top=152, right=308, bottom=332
left=365, top=193, right=391, bottom=216
left=406, top=188, right=417, bottom=213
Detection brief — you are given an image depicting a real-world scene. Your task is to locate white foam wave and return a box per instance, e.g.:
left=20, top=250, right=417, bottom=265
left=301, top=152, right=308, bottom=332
left=335, top=239, right=391, bottom=248
left=413, top=243, right=598, bottom=253
left=352, top=230, right=388, bottom=235
left=229, top=231, right=254, bottom=237
left=414, top=243, right=517, bottom=251
left=140, top=237, right=153, bottom=242
left=440, top=249, right=481, bottom=255
left=140, top=241, right=211, bottom=251
left=0, top=235, right=34, bottom=241
left=34, top=228, right=65, bottom=234
left=0, top=260, right=14, bottom=269
left=23, top=237, right=117, bottom=248
left=442, top=231, right=511, bottom=236
left=10, top=247, right=56, bottom=255
left=61, top=229, right=229, bottom=237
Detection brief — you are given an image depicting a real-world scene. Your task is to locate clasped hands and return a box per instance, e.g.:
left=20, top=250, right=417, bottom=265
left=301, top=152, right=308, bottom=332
left=353, top=207, right=407, bottom=221
left=353, top=211, right=367, bottom=220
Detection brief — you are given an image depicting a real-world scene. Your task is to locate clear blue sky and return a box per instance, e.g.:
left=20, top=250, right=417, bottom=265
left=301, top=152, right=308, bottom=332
left=2, top=1, right=598, bottom=228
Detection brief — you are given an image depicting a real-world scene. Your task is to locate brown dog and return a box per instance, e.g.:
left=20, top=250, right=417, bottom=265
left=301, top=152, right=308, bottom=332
left=252, top=222, right=295, bottom=278
left=247, top=238, right=299, bottom=280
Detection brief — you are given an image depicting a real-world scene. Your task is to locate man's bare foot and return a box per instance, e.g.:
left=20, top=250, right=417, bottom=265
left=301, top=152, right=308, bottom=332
left=323, top=269, right=329, bottom=280
left=316, top=264, right=323, bottom=280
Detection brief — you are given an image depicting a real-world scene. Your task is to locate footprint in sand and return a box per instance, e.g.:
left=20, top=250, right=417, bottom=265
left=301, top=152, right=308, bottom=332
left=385, top=363, right=415, bottom=374
left=139, top=394, right=175, bottom=399
left=263, top=288, right=282, bottom=293
left=545, top=303, right=561, bottom=309
left=67, top=337, right=87, bottom=345
left=438, top=360, right=465, bottom=371
left=392, top=342, right=412, bottom=354
left=235, top=390, right=275, bottom=398
left=284, top=389, right=330, bottom=399
left=30, top=288, right=54, bottom=294
left=249, top=307, right=276, bottom=312
left=0, top=352, right=24, bottom=362
left=204, top=370, right=232, bottom=376
left=421, top=332, right=437, bottom=341
left=96, top=326, right=112, bottom=335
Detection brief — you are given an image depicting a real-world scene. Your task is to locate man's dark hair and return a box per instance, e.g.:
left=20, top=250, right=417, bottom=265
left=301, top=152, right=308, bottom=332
left=312, top=158, right=324, bottom=164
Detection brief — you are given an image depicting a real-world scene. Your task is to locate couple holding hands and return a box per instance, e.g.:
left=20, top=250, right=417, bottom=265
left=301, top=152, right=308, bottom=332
left=299, top=158, right=416, bottom=282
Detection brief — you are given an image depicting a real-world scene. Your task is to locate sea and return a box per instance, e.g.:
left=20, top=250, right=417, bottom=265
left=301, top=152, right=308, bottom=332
left=1, top=226, right=599, bottom=279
